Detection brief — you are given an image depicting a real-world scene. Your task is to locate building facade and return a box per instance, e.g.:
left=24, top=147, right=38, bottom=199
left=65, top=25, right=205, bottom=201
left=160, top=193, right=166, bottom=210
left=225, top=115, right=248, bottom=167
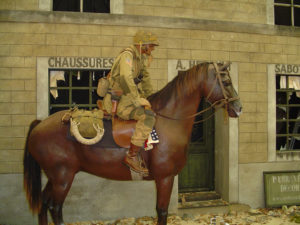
left=0, top=0, right=300, bottom=224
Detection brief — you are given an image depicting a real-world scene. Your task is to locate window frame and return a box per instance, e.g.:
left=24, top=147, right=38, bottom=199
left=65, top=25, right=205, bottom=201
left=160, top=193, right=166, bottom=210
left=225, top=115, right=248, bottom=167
left=49, top=69, right=110, bottom=115
left=52, top=0, right=110, bottom=13
left=275, top=74, right=300, bottom=152
left=38, top=0, right=124, bottom=14
left=37, top=57, right=114, bottom=120
left=274, top=0, right=300, bottom=27
left=268, top=64, right=300, bottom=162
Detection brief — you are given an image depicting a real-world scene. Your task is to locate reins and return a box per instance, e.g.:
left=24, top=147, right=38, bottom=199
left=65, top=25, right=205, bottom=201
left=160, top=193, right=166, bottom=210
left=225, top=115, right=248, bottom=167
left=154, top=63, right=239, bottom=124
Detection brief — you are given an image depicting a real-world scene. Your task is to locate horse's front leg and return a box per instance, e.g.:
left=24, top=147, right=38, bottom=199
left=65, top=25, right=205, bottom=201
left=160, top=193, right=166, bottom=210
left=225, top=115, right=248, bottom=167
left=155, top=176, right=175, bottom=225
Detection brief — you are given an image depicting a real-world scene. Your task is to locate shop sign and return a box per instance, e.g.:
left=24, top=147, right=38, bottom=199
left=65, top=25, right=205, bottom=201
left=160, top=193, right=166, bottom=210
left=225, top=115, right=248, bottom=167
left=48, top=56, right=114, bottom=69
left=264, top=171, right=300, bottom=207
left=275, top=64, right=300, bottom=75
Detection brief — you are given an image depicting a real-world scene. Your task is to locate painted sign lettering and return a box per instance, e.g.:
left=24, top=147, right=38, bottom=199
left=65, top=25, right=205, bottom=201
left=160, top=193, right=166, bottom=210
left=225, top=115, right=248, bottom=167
left=175, top=59, right=204, bottom=70
left=48, top=57, right=114, bottom=69
left=275, top=64, right=300, bottom=74
left=264, top=171, right=300, bottom=207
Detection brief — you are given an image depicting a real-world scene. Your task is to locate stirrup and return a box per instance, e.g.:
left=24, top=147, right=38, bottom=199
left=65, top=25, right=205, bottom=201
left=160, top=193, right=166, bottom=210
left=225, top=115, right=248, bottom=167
left=128, top=165, right=149, bottom=176
left=124, top=153, right=149, bottom=176
left=137, top=152, right=147, bottom=170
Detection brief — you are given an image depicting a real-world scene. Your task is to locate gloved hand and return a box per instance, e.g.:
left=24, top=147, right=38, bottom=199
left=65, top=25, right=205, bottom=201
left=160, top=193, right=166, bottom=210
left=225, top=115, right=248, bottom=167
left=139, top=98, right=151, bottom=109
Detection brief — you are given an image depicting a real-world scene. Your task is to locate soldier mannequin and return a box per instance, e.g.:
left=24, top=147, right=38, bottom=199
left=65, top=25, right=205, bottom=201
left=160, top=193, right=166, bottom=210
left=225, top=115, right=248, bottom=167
left=102, top=31, right=159, bottom=174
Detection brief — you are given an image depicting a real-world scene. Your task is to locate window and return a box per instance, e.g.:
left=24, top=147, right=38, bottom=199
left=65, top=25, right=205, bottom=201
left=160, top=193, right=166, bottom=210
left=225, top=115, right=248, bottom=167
left=49, top=69, right=110, bottom=115
left=274, top=0, right=300, bottom=27
left=53, top=0, right=110, bottom=13
left=276, top=74, right=300, bottom=151
left=53, top=0, right=80, bottom=12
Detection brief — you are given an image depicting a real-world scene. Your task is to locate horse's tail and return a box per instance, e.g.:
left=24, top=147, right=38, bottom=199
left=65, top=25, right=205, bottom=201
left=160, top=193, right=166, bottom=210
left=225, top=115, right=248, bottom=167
left=23, top=119, right=42, bottom=214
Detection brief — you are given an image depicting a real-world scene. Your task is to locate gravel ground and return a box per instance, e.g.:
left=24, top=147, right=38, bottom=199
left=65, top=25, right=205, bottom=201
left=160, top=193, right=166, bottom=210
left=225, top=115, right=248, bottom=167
left=48, top=206, right=300, bottom=225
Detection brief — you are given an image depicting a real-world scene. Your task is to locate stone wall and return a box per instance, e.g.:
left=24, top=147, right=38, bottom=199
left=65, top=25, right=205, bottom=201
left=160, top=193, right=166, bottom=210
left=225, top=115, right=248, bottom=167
left=124, top=0, right=268, bottom=24
left=0, top=0, right=271, bottom=24
left=0, top=0, right=39, bottom=10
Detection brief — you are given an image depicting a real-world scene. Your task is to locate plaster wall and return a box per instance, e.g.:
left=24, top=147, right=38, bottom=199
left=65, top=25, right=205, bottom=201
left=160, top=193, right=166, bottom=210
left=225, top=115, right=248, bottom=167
left=239, top=162, right=300, bottom=208
left=0, top=173, right=178, bottom=224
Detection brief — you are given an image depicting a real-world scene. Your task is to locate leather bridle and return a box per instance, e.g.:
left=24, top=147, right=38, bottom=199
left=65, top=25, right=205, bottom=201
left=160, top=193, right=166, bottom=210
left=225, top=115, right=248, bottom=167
left=155, top=62, right=240, bottom=124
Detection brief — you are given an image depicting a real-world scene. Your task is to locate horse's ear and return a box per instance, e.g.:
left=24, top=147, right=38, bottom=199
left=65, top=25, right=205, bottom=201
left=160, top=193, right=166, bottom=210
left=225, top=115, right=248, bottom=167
left=220, top=62, right=230, bottom=71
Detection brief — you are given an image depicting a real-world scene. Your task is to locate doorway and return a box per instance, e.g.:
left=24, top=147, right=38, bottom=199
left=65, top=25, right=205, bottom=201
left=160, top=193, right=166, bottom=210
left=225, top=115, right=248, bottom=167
left=178, top=100, right=215, bottom=193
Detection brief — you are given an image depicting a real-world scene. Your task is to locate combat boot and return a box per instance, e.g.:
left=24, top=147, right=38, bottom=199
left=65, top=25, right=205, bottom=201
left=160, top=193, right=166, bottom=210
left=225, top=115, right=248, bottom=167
left=124, top=143, right=149, bottom=175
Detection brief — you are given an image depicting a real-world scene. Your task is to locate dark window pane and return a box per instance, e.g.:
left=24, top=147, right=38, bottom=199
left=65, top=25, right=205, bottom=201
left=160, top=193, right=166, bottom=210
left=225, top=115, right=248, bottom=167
left=275, top=0, right=291, bottom=3
left=72, top=71, right=89, bottom=87
left=276, top=107, right=287, bottom=121
left=84, top=0, right=110, bottom=13
left=275, top=6, right=292, bottom=25
left=294, top=7, right=300, bottom=27
left=289, top=92, right=300, bottom=104
left=276, top=92, right=287, bottom=104
left=56, top=79, right=68, bottom=87
left=288, top=136, right=300, bottom=150
left=59, top=72, right=70, bottom=86
left=294, top=0, right=300, bottom=5
left=276, top=121, right=287, bottom=134
left=92, top=89, right=100, bottom=104
left=53, top=0, right=80, bottom=12
left=72, top=90, right=89, bottom=104
left=276, top=136, right=287, bottom=150
left=289, top=94, right=300, bottom=120
left=50, top=89, right=69, bottom=105
left=289, top=118, right=300, bottom=133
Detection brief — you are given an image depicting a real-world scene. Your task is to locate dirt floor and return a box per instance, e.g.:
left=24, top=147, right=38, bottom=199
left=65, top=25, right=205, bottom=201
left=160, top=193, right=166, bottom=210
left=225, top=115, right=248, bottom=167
left=49, top=205, right=300, bottom=225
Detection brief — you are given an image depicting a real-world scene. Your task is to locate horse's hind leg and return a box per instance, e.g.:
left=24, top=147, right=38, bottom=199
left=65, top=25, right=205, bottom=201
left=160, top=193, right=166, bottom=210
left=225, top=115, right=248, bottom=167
left=38, top=182, right=52, bottom=225
left=155, top=176, right=175, bottom=225
left=47, top=167, right=75, bottom=225
left=49, top=203, right=64, bottom=225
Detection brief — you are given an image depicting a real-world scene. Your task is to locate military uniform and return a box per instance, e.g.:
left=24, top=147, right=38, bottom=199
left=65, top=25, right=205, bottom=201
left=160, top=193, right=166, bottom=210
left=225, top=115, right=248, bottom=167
left=103, top=45, right=155, bottom=147
left=102, top=31, right=159, bottom=174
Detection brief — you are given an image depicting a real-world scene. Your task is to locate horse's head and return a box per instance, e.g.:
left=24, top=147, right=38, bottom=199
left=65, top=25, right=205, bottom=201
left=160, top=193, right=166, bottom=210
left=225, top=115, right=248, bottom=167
left=205, top=62, right=242, bottom=117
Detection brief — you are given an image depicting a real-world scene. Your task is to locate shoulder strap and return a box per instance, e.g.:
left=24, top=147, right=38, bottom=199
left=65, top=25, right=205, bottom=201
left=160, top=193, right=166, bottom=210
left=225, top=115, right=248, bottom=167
left=120, top=47, right=137, bottom=59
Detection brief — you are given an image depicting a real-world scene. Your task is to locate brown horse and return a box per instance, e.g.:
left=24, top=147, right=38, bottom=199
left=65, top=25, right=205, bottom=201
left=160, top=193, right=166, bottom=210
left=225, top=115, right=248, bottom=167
left=23, top=62, right=242, bottom=225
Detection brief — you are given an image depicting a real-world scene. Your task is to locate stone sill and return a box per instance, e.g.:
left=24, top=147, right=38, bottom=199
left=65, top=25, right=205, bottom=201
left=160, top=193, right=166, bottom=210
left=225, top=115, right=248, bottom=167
left=0, top=10, right=300, bottom=37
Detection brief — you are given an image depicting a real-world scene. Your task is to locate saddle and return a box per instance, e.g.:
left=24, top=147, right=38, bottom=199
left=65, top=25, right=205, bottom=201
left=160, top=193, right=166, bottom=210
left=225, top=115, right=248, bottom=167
left=97, top=89, right=135, bottom=148
left=112, top=117, right=135, bottom=148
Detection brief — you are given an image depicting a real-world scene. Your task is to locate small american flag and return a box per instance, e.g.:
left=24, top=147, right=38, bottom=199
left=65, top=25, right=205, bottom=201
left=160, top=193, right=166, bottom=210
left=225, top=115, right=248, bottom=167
left=144, top=129, right=159, bottom=151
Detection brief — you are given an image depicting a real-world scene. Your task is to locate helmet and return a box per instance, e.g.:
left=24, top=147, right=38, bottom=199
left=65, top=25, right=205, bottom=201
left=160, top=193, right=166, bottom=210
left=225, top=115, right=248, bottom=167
left=133, top=30, right=159, bottom=46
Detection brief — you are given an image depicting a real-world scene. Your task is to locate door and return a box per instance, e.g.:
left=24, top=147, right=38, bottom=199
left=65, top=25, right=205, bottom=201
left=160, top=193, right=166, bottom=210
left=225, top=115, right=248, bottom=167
left=179, top=100, right=215, bottom=192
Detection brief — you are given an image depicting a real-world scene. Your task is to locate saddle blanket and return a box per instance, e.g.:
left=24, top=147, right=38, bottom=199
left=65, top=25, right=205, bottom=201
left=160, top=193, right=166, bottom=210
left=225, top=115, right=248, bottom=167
left=144, top=129, right=159, bottom=150
left=67, top=119, right=159, bottom=150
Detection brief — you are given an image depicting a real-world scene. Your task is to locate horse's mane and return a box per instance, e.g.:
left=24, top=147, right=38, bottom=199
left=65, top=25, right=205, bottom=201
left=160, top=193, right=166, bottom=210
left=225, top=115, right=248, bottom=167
left=148, top=62, right=209, bottom=111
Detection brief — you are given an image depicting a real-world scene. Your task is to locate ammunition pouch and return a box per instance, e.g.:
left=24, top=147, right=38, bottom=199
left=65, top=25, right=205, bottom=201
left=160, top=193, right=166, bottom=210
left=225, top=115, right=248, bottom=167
left=97, top=72, right=111, bottom=97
